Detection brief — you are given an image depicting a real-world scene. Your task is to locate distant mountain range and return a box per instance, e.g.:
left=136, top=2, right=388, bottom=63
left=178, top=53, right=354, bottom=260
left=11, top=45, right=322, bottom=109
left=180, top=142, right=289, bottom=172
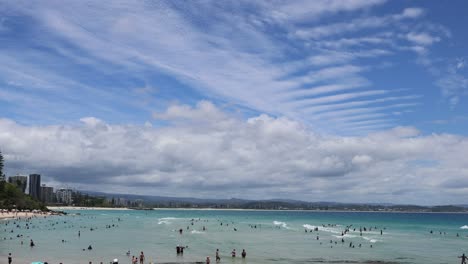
left=78, top=190, right=468, bottom=212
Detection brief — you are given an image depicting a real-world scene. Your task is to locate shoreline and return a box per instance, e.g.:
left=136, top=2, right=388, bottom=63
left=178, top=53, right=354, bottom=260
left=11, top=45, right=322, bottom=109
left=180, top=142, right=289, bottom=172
left=151, top=208, right=468, bottom=214
left=0, top=211, right=56, bottom=220
left=46, top=206, right=468, bottom=214
left=47, top=206, right=131, bottom=211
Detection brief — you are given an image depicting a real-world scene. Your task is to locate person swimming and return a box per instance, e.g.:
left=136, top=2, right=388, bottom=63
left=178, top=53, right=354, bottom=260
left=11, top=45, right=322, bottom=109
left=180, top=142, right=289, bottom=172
left=88, top=245, right=93, bottom=250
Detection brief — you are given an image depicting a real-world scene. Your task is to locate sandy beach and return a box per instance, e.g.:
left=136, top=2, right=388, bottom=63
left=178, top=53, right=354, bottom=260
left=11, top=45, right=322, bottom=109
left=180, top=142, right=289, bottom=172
left=0, top=210, right=54, bottom=220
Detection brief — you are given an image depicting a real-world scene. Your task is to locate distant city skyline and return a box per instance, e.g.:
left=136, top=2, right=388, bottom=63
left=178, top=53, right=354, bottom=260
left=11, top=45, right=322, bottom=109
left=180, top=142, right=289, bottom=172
left=0, top=1, right=467, bottom=204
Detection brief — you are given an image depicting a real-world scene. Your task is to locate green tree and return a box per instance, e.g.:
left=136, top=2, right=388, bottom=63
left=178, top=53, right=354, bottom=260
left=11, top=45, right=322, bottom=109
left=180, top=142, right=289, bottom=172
left=0, top=149, right=4, bottom=179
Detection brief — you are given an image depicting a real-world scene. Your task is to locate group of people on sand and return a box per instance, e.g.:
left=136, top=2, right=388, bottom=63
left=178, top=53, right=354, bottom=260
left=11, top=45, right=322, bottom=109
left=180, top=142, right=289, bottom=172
left=205, top=248, right=246, bottom=263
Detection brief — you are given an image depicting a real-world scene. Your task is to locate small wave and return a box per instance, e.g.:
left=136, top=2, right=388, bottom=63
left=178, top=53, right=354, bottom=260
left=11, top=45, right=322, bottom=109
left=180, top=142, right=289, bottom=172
left=460, top=225, right=468, bottom=229
left=191, top=230, right=205, bottom=234
left=333, top=234, right=357, bottom=238
left=302, top=224, right=341, bottom=234
left=159, top=217, right=180, bottom=220
left=158, top=220, right=171, bottom=225
left=303, top=224, right=317, bottom=230
left=274, top=221, right=289, bottom=229
left=362, top=236, right=379, bottom=243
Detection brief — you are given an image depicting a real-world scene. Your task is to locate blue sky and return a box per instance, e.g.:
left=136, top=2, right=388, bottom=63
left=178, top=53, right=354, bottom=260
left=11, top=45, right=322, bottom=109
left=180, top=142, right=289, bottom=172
left=0, top=1, right=468, bottom=204
left=0, top=0, right=466, bottom=134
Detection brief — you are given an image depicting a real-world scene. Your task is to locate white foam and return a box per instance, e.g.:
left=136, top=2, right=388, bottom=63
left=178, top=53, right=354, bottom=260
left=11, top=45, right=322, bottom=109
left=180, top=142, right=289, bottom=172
left=460, top=225, right=468, bottom=229
left=273, top=221, right=290, bottom=229
left=159, top=217, right=180, bottom=220
left=303, top=224, right=317, bottom=230
left=362, top=236, right=379, bottom=243
left=158, top=217, right=183, bottom=224
left=302, top=224, right=341, bottom=234
left=191, top=230, right=205, bottom=234
left=333, top=234, right=357, bottom=238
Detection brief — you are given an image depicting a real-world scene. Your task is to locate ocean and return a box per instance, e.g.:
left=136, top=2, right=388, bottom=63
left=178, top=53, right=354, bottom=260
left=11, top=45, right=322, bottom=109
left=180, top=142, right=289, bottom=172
left=1, top=209, right=468, bottom=264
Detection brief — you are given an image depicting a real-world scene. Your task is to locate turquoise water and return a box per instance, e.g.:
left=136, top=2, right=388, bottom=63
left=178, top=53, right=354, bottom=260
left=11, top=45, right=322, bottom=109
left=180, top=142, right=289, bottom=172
left=1, top=209, right=468, bottom=264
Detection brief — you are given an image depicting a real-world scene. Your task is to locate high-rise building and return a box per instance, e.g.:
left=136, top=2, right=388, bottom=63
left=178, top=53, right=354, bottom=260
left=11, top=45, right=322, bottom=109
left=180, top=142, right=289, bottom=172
left=40, top=184, right=54, bottom=203
left=56, top=188, right=73, bottom=205
left=29, top=174, right=41, bottom=200
left=8, top=175, right=28, bottom=193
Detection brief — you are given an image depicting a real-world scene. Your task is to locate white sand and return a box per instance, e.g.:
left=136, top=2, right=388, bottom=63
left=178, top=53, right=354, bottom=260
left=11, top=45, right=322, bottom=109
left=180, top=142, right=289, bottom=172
left=0, top=211, right=53, bottom=220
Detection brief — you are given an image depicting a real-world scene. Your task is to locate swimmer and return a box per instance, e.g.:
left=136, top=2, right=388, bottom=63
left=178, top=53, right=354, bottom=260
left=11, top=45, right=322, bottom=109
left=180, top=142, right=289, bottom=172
left=8, top=253, right=12, bottom=264
left=242, top=249, right=246, bottom=258
left=216, top=249, right=220, bottom=262
left=88, top=245, right=93, bottom=250
left=206, top=256, right=211, bottom=264
left=139, top=251, right=145, bottom=264
left=459, top=253, right=468, bottom=264
left=231, top=249, right=236, bottom=257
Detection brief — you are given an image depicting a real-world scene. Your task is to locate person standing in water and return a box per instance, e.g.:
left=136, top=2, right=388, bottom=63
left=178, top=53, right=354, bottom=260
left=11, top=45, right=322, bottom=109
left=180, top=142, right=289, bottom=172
left=215, top=249, right=221, bottom=262
left=241, top=249, right=246, bottom=258
left=139, top=251, right=145, bottom=264
left=459, top=253, right=468, bottom=264
left=8, top=253, right=12, bottom=264
left=231, top=249, right=236, bottom=257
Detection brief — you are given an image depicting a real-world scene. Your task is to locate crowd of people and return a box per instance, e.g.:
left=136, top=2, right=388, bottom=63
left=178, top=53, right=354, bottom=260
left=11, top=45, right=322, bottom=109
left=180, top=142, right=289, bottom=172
left=2, top=212, right=466, bottom=264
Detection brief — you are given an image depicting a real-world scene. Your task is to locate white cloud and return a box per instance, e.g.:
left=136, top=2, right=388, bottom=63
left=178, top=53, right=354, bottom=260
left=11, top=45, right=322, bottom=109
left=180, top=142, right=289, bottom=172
left=264, top=0, right=387, bottom=22
left=406, top=32, right=440, bottom=46
left=1, top=102, right=468, bottom=204
left=351, top=154, right=373, bottom=165
left=294, top=7, right=424, bottom=39
left=398, top=7, right=425, bottom=19
left=436, top=70, right=468, bottom=107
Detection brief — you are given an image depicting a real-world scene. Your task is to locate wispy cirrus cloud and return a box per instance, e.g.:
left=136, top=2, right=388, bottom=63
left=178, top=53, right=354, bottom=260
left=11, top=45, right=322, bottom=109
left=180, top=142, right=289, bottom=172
left=0, top=0, right=462, bottom=135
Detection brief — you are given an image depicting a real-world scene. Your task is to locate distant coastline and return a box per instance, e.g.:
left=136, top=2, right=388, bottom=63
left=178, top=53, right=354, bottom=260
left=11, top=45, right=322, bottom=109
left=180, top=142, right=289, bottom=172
left=47, top=206, right=131, bottom=211
left=46, top=206, right=468, bottom=214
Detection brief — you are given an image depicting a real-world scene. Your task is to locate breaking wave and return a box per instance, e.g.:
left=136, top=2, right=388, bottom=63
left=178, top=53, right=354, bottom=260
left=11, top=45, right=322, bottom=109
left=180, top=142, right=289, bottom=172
left=273, top=221, right=290, bottom=229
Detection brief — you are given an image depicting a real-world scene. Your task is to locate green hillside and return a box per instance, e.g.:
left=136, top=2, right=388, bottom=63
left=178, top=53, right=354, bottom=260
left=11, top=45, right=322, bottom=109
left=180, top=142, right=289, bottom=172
left=0, top=181, right=47, bottom=210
